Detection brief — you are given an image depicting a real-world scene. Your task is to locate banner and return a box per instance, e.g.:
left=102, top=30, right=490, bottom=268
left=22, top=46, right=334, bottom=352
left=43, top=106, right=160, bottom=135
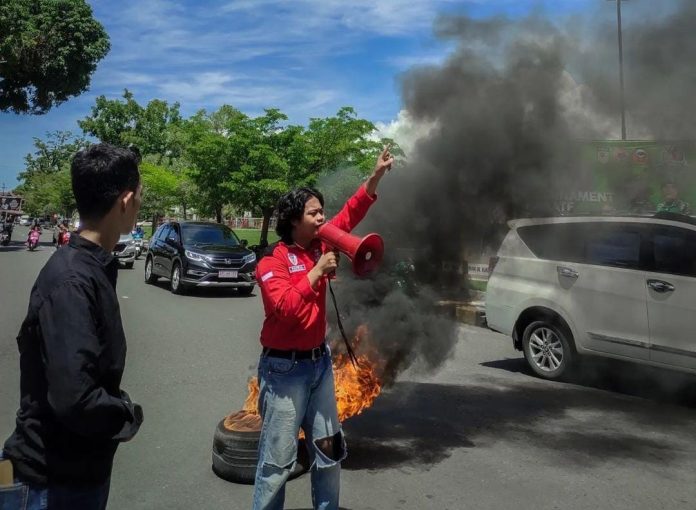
left=554, top=140, right=696, bottom=215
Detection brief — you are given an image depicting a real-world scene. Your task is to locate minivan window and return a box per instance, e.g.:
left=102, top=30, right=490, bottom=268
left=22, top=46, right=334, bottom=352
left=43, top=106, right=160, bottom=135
left=517, top=223, right=584, bottom=262
left=518, top=222, right=641, bottom=269
left=182, top=224, right=241, bottom=247
left=584, top=229, right=640, bottom=269
left=652, top=227, right=696, bottom=277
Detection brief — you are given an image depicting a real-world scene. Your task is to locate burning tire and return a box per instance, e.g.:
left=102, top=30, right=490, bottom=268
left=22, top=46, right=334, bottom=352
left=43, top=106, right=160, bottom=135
left=211, top=416, right=309, bottom=484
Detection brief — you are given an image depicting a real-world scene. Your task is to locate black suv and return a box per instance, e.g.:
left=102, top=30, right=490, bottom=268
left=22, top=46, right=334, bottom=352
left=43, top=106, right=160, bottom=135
left=144, top=221, right=257, bottom=295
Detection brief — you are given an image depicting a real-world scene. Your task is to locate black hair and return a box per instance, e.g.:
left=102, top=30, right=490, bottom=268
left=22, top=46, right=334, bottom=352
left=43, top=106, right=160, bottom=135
left=275, top=187, right=324, bottom=244
left=71, top=143, right=140, bottom=221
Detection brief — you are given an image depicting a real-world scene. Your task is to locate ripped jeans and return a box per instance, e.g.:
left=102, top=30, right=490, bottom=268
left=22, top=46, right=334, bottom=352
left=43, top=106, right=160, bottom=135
left=252, top=346, right=346, bottom=510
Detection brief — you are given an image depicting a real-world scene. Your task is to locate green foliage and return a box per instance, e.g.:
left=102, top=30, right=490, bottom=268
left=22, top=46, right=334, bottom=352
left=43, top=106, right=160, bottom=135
left=16, top=131, right=86, bottom=216
left=19, top=168, right=75, bottom=217
left=79, top=89, right=182, bottom=159
left=0, top=0, right=110, bottom=114
left=19, top=130, right=87, bottom=181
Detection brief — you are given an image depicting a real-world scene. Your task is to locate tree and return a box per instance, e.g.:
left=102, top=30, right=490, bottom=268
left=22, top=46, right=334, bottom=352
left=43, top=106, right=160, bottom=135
left=79, top=90, right=182, bottom=160
left=16, top=131, right=86, bottom=217
left=19, top=130, right=87, bottom=181
left=0, top=0, right=110, bottom=114
left=139, top=161, right=181, bottom=235
left=183, top=105, right=250, bottom=223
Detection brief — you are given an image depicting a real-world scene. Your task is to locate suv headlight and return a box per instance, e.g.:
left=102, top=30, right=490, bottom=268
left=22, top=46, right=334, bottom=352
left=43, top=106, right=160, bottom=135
left=243, top=252, right=256, bottom=264
left=185, top=250, right=208, bottom=262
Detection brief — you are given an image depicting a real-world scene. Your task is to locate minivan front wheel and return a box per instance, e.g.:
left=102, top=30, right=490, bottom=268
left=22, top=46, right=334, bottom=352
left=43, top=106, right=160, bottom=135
left=522, top=320, right=575, bottom=381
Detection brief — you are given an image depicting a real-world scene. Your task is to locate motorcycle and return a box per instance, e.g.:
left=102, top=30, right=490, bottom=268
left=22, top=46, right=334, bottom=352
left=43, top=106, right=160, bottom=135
left=132, top=230, right=145, bottom=258
left=27, top=229, right=40, bottom=251
left=0, top=231, right=10, bottom=246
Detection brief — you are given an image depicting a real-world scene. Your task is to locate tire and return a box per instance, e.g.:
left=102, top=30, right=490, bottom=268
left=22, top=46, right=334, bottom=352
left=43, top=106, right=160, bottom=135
left=144, top=257, right=158, bottom=284
left=211, top=419, right=309, bottom=484
left=170, top=263, right=187, bottom=295
left=522, top=319, right=576, bottom=381
left=125, top=261, right=134, bottom=269
left=237, top=286, right=255, bottom=296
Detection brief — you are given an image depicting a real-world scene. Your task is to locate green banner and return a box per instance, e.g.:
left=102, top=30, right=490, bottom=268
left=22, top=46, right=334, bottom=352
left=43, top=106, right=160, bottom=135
left=557, top=140, right=695, bottom=215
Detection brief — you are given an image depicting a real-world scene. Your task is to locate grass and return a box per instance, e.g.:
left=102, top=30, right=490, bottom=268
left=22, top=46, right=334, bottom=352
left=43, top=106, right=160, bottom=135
left=233, top=229, right=279, bottom=246
left=468, top=279, right=488, bottom=292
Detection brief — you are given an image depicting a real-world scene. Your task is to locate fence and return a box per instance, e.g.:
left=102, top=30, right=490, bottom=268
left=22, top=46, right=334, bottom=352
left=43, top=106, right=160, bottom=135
left=227, top=217, right=277, bottom=230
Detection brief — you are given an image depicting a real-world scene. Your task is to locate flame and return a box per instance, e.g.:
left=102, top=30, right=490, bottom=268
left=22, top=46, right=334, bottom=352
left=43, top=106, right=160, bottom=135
left=224, top=325, right=383, bottom=432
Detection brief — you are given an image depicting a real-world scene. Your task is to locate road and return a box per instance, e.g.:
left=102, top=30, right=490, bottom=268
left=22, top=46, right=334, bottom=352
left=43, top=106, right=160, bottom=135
left=2, top=226, right=696, bottom=510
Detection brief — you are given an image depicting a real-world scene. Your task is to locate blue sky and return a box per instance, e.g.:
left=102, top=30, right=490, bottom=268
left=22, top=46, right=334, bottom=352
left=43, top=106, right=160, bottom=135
left=0, top=0, right=609, bottom=188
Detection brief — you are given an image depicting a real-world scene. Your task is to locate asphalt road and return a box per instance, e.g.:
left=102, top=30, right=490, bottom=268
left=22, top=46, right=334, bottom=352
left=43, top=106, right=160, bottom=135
left=2, top=226, right=696, bottom=510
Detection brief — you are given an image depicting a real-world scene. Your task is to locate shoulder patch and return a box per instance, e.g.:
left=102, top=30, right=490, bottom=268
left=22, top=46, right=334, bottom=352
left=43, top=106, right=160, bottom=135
left=261, top=271, right=274, bottom=282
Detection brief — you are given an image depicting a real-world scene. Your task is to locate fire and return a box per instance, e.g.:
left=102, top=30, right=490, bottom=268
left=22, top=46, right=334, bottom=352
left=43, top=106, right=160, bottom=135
left=224, top=325, right=383, bottom=432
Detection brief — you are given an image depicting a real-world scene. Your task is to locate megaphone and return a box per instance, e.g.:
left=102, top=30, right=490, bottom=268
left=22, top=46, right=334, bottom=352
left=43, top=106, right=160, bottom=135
left=318, top=222, right=384, bottom=277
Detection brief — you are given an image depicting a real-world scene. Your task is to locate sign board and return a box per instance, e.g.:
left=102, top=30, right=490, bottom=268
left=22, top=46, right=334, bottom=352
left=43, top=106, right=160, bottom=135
left=553, top=140, right=696, bottom=215
left=0, top=195, right=23, bottom=214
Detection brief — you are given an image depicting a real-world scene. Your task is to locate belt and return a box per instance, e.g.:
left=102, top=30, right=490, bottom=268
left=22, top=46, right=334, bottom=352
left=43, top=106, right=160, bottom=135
left=262, top=343, right=327, bottom=361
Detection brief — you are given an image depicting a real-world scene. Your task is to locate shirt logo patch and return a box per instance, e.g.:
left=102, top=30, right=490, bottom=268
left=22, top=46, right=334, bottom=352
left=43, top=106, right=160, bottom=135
left=261, top=271, right=274, bottom=282
left=288, top=253, right=298, bottom=265
left=289, top=264, right=306, bottom=273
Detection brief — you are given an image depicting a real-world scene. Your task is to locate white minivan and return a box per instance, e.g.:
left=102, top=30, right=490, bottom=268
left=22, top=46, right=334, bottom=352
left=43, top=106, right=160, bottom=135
left=486, top=213, right=696, bottom=380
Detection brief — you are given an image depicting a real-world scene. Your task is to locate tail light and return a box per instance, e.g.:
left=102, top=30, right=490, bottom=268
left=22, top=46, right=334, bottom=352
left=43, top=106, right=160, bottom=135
left=488, top=256, right=499, bottom=275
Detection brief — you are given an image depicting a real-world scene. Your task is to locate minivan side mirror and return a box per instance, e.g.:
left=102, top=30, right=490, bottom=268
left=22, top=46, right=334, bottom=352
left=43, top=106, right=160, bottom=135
left=240, top=239, right=248, bottom=248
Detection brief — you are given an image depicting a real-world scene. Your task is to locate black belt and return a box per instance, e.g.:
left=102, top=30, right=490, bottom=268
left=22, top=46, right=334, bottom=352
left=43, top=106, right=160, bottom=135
left=262, top=343, right=327, bottom=360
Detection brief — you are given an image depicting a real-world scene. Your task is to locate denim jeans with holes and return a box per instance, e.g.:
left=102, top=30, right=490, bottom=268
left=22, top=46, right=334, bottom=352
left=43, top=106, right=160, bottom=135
left=252, top=347, right=347, bottom=510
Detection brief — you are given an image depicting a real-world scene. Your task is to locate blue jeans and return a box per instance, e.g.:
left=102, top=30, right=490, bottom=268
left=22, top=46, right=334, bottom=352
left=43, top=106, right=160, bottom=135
left=252, top=347, right=347, bottom=510
left=0, top=453, right=110, bottom=510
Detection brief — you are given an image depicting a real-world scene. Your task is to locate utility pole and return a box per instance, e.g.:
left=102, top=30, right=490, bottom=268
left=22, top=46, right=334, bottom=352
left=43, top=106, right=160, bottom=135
left=608, top=0, right=627, bottom=140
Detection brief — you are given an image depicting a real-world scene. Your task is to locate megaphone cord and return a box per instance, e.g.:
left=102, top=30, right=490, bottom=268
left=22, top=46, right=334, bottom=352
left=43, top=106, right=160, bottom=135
left=328, top=279, right=359, bottom=368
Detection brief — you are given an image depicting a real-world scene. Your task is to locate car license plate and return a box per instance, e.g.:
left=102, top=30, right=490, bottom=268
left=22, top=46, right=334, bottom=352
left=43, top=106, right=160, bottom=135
left=219, top=270, right=238, bottom=278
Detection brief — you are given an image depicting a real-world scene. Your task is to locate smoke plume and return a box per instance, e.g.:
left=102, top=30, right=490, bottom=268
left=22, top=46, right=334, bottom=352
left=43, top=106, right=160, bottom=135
left=326, top=1, right=696, bottom=386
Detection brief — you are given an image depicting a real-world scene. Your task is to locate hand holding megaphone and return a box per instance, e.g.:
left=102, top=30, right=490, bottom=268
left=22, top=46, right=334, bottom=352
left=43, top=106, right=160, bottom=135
left=314, top=250, right=339, bottom=276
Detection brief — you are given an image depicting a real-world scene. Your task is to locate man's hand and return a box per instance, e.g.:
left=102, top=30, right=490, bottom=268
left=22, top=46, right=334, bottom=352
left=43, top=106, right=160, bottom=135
left=314, top=251, right=339, bottom=276
left=308, top=251, right=340, bottom=289
left=374, top=145, right=394, bottom=178
left=365, top=145, right=394, bottom=196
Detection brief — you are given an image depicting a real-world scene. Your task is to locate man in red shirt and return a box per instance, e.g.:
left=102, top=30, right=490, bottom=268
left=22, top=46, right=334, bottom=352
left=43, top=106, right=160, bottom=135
left=252, top=147, right=394, bottom=510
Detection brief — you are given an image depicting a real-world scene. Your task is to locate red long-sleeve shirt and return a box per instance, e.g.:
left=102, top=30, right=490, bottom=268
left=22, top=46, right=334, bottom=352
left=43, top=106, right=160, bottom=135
left=256, top=184, right=377, bottom=350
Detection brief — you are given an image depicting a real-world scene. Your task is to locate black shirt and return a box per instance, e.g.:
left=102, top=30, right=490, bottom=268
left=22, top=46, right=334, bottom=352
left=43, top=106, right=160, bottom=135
left=3, top=234, right=143, bottom=486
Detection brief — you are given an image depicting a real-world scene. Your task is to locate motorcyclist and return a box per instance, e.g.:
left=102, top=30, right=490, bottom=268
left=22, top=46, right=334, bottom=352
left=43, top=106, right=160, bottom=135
left=26, top=222, right=42, bottom=249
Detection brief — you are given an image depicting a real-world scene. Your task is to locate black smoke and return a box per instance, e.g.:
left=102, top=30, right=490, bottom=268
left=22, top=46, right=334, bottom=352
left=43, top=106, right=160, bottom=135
left=326, top=1, right=696, bottom=386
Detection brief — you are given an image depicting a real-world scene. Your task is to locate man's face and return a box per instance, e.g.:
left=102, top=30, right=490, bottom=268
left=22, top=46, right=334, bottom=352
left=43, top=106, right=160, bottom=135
left=292, top=196, right=325, bottom=242
left=663, top=183, right=678, bottom=201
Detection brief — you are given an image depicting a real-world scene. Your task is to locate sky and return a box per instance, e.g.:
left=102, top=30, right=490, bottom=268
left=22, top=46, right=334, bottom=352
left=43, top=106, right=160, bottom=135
left=0, top=0, right=610, bottom=189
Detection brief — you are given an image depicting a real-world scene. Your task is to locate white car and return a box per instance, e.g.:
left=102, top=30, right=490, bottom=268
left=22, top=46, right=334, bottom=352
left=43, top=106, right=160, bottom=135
left=112, top=234, right=137, bottom=269
left=486, top=213, right=696, bottom=380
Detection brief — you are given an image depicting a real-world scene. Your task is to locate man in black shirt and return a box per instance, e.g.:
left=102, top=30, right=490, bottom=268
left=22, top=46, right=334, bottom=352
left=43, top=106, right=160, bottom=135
left=1, top=144, right=144, bottom=509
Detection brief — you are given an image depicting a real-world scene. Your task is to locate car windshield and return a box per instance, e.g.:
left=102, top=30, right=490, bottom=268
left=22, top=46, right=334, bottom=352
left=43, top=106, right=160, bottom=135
left=182, top=224, right=240, bottom=247
left=118, top=234, right=132, bottom=242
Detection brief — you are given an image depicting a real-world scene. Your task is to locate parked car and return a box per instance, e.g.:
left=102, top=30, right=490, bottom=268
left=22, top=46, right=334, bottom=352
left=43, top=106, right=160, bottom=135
left=112, top=233, right=137, bottom=268
left=144, top=221, right=257, bottom=295
left=486, top=213, right=696, bottom=381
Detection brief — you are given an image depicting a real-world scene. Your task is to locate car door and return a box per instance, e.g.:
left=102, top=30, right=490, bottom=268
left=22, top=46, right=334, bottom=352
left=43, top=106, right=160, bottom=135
left=645, top=225, right=696, bottom=370
left=518, top=221, right=650, bottom=360
left=151, top=225, right=170, bottom=276
left=161, top=224, right=181, bottom=277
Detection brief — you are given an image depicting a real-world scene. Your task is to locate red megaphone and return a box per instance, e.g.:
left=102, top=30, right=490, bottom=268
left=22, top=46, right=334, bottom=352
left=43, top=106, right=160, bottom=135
left=318, top=223, right=384, bottom=277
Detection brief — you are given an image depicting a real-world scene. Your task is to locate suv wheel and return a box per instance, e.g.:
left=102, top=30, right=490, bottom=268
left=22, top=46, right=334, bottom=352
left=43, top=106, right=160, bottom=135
left=170, top=263, right=187, bottom=295
left=145, top=257, right=158, bottom=284
left=522, top=320, right=575, bottom=381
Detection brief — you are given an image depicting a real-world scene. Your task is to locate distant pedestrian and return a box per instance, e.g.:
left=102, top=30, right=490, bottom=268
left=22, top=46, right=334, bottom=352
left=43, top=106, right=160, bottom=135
left=1, top=143, right=144, bottom=510
left=657, top=179, right=691, bottom=215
